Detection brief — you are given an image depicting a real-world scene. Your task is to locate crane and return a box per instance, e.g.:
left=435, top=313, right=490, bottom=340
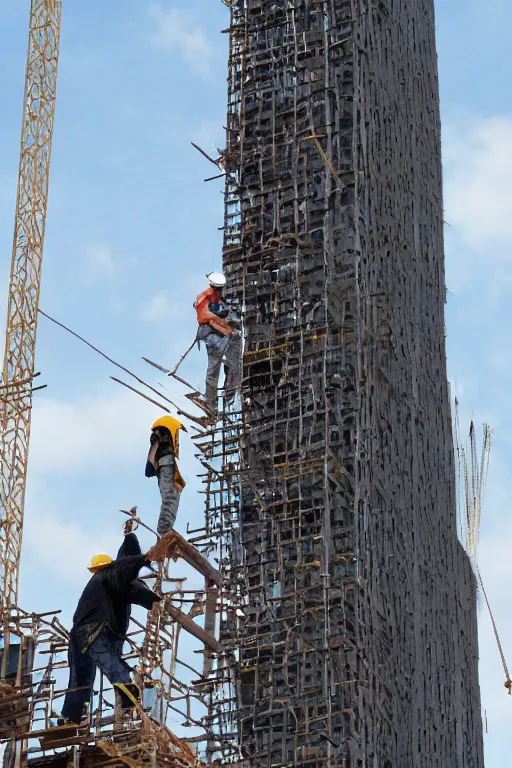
left=452, top=399, right=511, bottom=692
left=453, top=398, right=493, bottom=561
left=0, top=0, right=62, bottom=610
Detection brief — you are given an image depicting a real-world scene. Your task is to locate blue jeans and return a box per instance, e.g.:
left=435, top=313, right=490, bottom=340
left=61, top=628, right=132, bottom=723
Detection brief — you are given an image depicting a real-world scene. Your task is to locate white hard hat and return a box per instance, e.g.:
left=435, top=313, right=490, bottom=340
left=207, top=272, right=227, bottom=288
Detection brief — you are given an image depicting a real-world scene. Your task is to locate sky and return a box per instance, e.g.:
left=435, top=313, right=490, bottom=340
left=0, top=0, right=511, bottom=763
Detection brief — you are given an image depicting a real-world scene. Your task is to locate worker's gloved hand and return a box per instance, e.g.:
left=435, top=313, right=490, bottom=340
left=123, top=519, right=134, bottom=535
left=122, top=506, right=138, bottom=535
left=145, top=531, right=176, bottom=563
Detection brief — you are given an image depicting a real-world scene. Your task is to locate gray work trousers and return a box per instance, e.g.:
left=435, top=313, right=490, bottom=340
left=203, top=331, right=242, bottom=414
left=205, top=334, right=230, bottom=414
left=157, top=458, right=181, bottom=536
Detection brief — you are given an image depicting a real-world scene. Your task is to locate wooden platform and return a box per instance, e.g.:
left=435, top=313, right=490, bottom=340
left=28, top=722, right=89, bottom=750
left=165, top=530, right=223, bottom=586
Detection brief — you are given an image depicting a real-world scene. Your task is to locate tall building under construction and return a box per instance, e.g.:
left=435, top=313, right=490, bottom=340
left=217, top=0, right=485, bottom=765
left=0, top=1, right=486, bottom=766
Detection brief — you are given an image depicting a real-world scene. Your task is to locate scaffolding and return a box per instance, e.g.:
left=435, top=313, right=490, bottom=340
left=201, top=1, right=363, bottom=764
left=198, top=0, right=485, bottom=766
left=188, top=404, right=245, bottom=766
left=0, top=520, right=226, bottom=767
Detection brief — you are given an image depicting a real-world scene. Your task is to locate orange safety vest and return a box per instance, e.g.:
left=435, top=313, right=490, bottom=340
left=193, top=287, right=232, bottom=336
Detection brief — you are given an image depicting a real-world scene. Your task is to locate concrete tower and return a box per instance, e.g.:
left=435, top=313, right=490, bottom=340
left=219, top=1, right=484, bottom=765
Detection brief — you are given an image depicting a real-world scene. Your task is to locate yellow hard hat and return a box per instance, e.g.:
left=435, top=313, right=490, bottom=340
left=151, top=415, right=185, bottom=434
left=151, top=415, right=186, bottom=459
left=88, top=554, right=113, bottom=573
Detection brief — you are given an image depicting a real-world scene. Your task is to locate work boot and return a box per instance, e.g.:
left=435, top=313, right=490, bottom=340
left=57, top=717, right=79, bottom=727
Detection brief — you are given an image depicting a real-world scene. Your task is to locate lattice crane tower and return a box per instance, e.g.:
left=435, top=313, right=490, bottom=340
left=0, top=0, right=62, bottom=609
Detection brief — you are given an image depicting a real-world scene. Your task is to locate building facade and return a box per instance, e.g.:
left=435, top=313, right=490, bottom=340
left=219, top=1, right=484, bottom=765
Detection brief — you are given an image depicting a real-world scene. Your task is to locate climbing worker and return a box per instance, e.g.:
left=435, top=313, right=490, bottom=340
left=59, top=533, right=173, bottom=725
left=193, top=271, right=242, bottom=417
left=145, top=415, right=186, bottom=536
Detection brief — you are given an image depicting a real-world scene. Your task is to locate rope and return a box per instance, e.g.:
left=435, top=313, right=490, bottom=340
left=476, top=565, right=511, bottom=693
left=38, top=309, right=205, bottom=424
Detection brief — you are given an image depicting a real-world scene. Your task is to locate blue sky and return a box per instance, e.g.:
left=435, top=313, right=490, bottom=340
left=0, top=0, right=511, bottom=762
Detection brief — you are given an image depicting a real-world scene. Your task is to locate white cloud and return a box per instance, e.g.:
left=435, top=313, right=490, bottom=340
left=22, top=512, right=121, bottom=587
left=149, top=3, right=213, bottom=78
left=30, top=388, right=158, bottom=474
left=444, top=117, right=512, bottom=251
left=29, top=377, right=207, bottom=476
left=141, top=292, right=192, bottom=327
left=84, top=242, right=116, bottom=279
left=142, top=292, right=174, bottom=324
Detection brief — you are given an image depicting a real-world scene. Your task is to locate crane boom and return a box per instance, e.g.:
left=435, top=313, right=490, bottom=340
left=0, top=0, right=62, bottom=609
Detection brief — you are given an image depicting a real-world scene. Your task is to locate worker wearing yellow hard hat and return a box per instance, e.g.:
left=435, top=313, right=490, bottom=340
left=60, top=532, right=175, bottom=725
left=87, top=553, right=113, bottom=572
left=145, top=414, right=187, bottom=536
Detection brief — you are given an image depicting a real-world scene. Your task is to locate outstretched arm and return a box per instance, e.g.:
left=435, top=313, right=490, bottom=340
left=116, top=532, right=142, bottom=560
left=145, top=531, right=176, bottom=564
left=129, top=580, right=161, bottom=610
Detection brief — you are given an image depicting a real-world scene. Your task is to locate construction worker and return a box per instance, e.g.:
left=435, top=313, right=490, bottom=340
left=145, top=415, right=186, bottom=536
left=193, top=272, right=242, bottom=417
left=60, top=534, right=172, bottom=725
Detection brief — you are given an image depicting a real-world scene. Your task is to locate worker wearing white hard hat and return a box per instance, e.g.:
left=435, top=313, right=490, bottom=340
left=207, top=272, right=227, bottom=288
left=193, top=272, right=242, bottom=418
